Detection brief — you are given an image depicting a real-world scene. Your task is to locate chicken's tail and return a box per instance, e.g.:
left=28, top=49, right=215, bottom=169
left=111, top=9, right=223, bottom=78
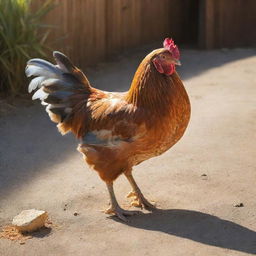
left=26, top=51, right=91, bottom=136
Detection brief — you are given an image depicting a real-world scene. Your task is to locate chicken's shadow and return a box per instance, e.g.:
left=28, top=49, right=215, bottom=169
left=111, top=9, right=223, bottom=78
left=119, top=209, right=256, bottom=254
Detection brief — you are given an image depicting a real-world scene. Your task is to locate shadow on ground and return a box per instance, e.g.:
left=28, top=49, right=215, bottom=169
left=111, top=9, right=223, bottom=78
left=115, top=209, right=256, bottom=254
left=0, top=47, right=255, bottom=201
left=179, top=48, right=256, bottom=81
left=0, top=103, right=77, bottom=197
left=30, top=226, right=52, bottom=239
left=90, top=44, right=256, bottom=92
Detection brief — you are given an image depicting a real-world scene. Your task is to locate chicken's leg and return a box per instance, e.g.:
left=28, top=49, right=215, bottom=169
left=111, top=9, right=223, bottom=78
left=105, top=182, right=141, bottom=221
left=125, top=173, right=156, bottom=211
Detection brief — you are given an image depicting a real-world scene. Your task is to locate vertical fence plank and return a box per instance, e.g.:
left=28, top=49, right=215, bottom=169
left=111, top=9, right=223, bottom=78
left=199, top=0, right=215, bottom=49
left=106, top=0, right=122, bottom=56
left=94, top=0, right=107, bottom=62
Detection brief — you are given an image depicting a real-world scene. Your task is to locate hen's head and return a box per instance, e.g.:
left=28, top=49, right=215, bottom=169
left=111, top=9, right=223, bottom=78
left=152, top=38, right=181, bottom=75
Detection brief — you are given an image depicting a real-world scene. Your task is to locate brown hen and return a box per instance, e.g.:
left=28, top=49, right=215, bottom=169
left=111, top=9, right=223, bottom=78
left=26, top=38, right=190, bottom=221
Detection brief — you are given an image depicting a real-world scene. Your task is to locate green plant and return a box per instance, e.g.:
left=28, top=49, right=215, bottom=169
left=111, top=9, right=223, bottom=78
left=0, top=0, right=54, bottom=95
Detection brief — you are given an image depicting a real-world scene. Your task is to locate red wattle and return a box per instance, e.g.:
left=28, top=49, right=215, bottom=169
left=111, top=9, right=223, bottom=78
left=163, top=64, right=175, bottom=75
left=153, top=58, right=175, bottom=75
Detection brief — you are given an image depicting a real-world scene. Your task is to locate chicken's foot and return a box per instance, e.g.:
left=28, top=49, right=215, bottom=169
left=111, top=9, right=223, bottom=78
left=105, top=182, right=141, bottom=222
left=125, top=173, right=156, bottom=211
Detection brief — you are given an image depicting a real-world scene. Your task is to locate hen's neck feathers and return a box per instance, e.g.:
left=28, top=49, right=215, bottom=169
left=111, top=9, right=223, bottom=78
left=126, top=49, right=184, bottom=114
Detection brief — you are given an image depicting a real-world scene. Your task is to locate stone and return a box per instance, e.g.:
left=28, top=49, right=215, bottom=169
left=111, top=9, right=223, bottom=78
left=12, top=209, right=48, bottom=233
left=234, top=203, right=244, bottom=208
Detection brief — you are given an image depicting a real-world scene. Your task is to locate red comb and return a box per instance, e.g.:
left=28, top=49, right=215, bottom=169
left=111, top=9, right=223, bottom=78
left=163, top=38, right=180, bottom=59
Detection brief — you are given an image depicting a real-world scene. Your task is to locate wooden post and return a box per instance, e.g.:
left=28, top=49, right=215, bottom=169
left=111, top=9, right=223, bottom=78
left=199, top=0, right=215, bottom=49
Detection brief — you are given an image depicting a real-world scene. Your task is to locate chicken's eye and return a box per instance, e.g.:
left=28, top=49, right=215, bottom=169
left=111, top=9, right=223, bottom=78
left=161, top=54, right=166, bottom=59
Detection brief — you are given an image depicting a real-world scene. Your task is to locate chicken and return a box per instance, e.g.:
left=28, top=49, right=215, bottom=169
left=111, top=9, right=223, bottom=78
left=25, top=38, right=190, bottom=221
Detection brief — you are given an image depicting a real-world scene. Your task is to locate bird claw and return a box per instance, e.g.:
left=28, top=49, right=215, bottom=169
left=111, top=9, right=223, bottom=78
left=131, top=200, right=142, bottom=208
left=141, top=199, right=156, bottom=211
left=131, top=199, right=156, bottom=211
left=105, top=206, right=141, bottom=222
left=126, top=191, right=137, bottom=198
left=127, top=191, right=157, bottom=211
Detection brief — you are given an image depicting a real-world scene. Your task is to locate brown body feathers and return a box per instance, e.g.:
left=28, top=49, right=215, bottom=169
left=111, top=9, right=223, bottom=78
left=26, top=48, right=190, bottom=183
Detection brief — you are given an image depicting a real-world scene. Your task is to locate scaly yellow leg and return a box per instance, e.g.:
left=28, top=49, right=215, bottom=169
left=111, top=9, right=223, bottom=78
left=125, top=173, right=156, bottom=210
left=105, top=182, right=141, bottom=221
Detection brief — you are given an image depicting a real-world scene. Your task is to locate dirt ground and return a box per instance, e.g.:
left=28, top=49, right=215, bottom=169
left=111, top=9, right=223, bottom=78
left=0, top=47, right=256, bottom=256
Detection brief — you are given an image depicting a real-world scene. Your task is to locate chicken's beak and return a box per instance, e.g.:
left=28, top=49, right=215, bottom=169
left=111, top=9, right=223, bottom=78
left=174, top=59, right=181, bottom=66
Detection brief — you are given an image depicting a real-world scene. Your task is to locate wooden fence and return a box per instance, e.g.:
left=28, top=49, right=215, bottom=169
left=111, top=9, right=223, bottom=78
left=33, top=0, right=197, bottom=68
left=199, top=0, right=256, bottom=49
left=33, top=0, right=256, bottom=67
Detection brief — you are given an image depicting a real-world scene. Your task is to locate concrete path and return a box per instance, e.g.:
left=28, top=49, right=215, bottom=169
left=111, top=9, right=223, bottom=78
left=0, top=47, right=256, bottom=256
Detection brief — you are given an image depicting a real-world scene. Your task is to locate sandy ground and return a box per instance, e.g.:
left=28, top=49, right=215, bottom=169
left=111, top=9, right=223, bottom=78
left=0, top=47, right=256, bottom=256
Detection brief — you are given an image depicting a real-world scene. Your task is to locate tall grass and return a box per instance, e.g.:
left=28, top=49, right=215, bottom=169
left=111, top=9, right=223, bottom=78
left=0, top=0, right=54, bottom=95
